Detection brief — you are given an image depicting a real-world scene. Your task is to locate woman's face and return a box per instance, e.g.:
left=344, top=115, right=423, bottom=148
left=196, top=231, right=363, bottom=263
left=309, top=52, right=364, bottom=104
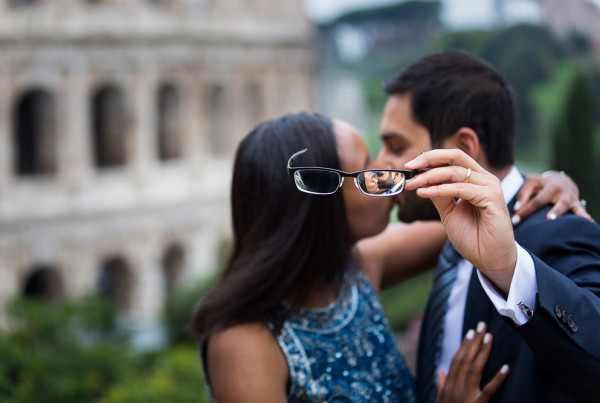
left=333, top=119, right=393, bottom=241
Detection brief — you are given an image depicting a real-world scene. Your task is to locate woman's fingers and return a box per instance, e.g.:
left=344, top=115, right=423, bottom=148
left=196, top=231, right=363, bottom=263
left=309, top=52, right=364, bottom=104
left=512, top=185, right=552, bottom=224
left=477, top=364, right=510, bottom=403
left=446, top=323, right=487, bottom=389
left=470, top=332, right=492, bottom=379
left=514, top=174, right=540, bottom=214
left=570, top=201, right=594, bottom=222
left=436, top=370, right=448, bottom=402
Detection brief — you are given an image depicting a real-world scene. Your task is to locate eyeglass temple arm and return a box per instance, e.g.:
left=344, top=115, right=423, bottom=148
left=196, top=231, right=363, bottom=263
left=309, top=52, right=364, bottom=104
left=287, top=148, right=308, bottom=176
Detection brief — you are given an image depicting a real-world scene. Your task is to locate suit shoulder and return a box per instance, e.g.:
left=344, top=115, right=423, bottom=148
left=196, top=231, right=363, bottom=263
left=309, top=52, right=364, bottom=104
left=516, top=209, right=600, bottom=251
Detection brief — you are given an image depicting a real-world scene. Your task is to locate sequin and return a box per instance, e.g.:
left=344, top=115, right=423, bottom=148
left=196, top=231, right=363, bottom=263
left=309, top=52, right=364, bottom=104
left=266, top=267, right=416, bottom=402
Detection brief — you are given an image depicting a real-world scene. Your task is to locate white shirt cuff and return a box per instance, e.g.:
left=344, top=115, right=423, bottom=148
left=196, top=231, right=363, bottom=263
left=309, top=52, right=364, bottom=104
left=477, top=242, right=538, bottom=325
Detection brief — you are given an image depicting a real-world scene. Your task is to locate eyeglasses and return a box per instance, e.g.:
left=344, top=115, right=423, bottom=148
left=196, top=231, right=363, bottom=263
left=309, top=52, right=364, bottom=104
left=287, top=149, right=418, bottom=196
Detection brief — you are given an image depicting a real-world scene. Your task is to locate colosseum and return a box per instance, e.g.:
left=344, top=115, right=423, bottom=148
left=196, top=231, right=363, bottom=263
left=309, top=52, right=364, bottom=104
left=0, top=0, right=315, bottom=331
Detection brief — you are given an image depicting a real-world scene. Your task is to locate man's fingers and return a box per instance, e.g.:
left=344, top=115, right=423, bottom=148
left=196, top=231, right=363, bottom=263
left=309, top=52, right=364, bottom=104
left=406, top=166, right=494, bottom=190
left=415, top=183, right=501, bottom=210
left=478, top=364, right=510, bottom=403
left=405, top=149, right=484, bottom=173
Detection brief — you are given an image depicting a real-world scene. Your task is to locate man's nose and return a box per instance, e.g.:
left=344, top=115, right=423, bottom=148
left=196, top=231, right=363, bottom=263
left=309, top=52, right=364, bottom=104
left=375, top=148, right=395, bottom=169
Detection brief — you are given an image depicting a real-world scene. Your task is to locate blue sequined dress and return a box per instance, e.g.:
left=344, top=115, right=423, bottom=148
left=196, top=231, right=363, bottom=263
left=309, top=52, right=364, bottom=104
left=264, top=267, right=416, bottom=402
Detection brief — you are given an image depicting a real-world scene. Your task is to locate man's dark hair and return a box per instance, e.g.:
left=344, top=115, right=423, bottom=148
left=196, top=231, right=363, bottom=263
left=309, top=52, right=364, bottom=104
left=383, top=49, right=517, bottom=169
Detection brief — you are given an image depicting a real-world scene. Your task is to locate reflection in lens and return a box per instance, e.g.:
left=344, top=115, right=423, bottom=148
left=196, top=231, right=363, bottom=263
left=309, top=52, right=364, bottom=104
left=294, top=170, right=341, bottom=194
left=357, top=171, right=405, bottom=195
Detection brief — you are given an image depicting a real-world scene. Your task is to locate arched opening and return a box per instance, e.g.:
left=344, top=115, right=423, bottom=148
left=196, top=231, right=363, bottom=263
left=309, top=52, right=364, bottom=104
left=13, top=89, right=57, bottom=176
left=97, top=257, right=132, bottom=311
left=157, top=83, right=182, bottom=160
left=246, top=81, right=263, bottom=126
left=91, top=85, right=127, bottom=168
left=22, top=266, right=63, bottom=302
left=207, top=83, right=227, bottom=154
left=162, top=244, right=185, bottom=295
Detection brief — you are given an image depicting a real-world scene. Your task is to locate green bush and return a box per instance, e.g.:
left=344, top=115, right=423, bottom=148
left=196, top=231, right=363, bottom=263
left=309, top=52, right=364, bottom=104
left=162, top=273, right=218, bottom=346
left=0, top=296, right=133, bottom=403
left=99, top=346, right=209, bottom=403
left=0, top=295, right=210, bottom=403
left=380, top=270, right=433, bottom=332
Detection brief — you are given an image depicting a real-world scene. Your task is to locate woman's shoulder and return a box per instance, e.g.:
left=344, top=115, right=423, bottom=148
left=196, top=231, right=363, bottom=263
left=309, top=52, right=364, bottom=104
left=207, top=321, right=289, bottom=400
left=208, top=321, right=281, bottom=364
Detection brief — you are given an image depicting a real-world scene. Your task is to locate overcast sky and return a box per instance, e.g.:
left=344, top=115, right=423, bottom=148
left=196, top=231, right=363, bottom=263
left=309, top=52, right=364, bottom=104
left=303, top=0, right=600, bottom=28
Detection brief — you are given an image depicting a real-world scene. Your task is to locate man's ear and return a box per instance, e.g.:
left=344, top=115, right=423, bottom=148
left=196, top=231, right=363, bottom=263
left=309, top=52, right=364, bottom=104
left=443, top=127, right=479, bottom=160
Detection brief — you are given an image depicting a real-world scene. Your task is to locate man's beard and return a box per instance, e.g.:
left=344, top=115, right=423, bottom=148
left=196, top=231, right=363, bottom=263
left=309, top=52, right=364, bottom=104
left=396, top=190, right=441, bottom=223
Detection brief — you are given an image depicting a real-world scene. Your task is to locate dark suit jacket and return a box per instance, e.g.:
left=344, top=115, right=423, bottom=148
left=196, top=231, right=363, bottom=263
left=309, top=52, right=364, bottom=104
left=457, top=202, right=600, bottom=402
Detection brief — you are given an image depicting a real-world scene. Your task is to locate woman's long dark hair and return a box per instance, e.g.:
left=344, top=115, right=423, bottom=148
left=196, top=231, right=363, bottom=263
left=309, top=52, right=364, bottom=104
left=190, top=112, right=353, bottom=341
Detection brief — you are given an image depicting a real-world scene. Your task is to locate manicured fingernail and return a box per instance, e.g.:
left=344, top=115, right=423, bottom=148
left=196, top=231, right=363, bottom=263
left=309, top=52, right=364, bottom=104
left=513, top=200, right=521, bottom=211
left=501, top=364, right=509, bottom=374
left=466, top=329, right=475, bottom=340
left=511, top=215, right=521, bottom=226
left=548, top=213, right=557, bottom=220
left=484, top=333, right=491, bottom=344
left=477, top=321, right=485, bottom=332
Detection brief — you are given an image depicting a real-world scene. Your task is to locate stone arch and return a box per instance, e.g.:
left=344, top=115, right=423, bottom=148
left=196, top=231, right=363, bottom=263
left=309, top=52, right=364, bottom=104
left=246, top=81, right=263, bottom=125
left=207, top=82, right=228, bottom=154
left=13, top=89, right=57, bottom=176
left=97, top=256, right=133, bottom=311
left=161, top=243, right=185, bottom=295
left=91, top=85, right=127, bottom=168
left=22, top=265, right=63, bottom=302
left=157, top=83, right=182, bottom=160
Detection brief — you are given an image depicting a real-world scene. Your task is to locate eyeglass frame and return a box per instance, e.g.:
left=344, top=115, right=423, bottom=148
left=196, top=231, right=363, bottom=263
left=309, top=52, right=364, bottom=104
left=287, top=148, right=419, bottom=196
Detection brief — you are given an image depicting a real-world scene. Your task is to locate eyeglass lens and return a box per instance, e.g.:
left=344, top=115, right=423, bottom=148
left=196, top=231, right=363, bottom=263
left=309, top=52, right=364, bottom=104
left=294, top=170, right=341, bottom=194
left=293, top=169, right=406, bottom=196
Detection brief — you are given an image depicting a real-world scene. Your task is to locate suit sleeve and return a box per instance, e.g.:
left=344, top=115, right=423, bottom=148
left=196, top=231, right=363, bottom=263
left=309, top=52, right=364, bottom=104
left=515, top=214, right=600, bottom=398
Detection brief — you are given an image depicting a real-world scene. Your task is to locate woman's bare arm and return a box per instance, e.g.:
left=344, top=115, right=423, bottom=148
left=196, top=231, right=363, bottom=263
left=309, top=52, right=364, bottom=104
left=356, top=221, right=447, bottom=293
left=207, top=322, right=289, bottom=402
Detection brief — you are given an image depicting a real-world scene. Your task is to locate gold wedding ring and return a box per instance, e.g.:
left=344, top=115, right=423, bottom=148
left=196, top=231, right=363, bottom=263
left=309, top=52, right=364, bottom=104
left=464, top=167, right=472, bottom=183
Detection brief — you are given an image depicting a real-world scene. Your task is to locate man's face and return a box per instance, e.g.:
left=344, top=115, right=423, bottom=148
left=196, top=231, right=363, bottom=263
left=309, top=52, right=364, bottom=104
left=377, top=93, right=440, bottom=222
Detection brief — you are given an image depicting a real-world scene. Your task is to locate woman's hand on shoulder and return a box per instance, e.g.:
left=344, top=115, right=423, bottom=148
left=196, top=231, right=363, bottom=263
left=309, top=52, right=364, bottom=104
left=436, top=322, right=509, bottom=403
left=207, top=322, right=288, bottom=402
left=515, top=171, right=594, bottom=225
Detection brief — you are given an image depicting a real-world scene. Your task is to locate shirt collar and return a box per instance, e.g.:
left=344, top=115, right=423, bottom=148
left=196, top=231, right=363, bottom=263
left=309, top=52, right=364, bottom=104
left=501, top=166, right=523, bottom=204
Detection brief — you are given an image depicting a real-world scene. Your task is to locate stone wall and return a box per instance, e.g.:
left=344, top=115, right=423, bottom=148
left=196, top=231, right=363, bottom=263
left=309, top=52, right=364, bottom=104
left=0, top=0, right=315, bottom=327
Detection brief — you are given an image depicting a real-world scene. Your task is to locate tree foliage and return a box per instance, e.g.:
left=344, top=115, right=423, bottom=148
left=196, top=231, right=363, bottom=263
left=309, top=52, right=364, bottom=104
left=0, top=295, right=209, bottom=403
left=551, top=69, right=600, bottom=218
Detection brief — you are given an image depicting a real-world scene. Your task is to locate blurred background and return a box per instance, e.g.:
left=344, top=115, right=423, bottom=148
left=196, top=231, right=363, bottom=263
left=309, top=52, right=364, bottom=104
left=0, top=0, right=599, bottom=401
